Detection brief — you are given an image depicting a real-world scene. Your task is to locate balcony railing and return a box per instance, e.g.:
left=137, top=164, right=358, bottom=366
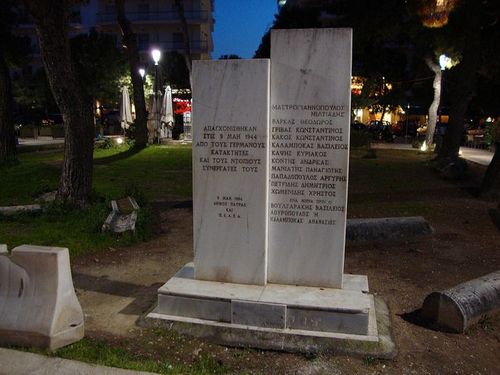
left=137, top=40, right=209, bottom=53
left=97, top=10, right=209, bottom=24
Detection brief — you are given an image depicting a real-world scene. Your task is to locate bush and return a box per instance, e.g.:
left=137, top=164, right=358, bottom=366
left=350, top=129, right=371, bottom=148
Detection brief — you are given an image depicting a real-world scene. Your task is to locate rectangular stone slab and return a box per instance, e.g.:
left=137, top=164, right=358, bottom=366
left=268, top=28, right=353, bottom=288
left=232, top=300, right=286, bottom=329
left=192, top=59, right=270, bottom=285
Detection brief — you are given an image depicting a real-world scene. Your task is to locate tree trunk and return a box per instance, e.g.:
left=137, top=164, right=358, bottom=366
left=0, top=49, right=16, bottom=164
left=437, top=0, right=480, bottom=162
left=115, top=0, right=148, bottom=148
left=24, top=0, right=94, bottom=206
left=480, top=142, right=500, bottom=197
left=425, top=57, right=441, bottom=147
left=174, top=0, right=193, bottom=88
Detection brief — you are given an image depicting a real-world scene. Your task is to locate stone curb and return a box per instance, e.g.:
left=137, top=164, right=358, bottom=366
left=0, top=348, right=159, bottom=375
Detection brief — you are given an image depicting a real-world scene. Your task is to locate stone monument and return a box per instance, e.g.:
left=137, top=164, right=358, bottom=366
left=147, top=29, right=393, bottom=356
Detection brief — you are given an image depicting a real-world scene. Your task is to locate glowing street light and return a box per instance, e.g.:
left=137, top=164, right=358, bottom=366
left=151, top=49, right=161, bottom=65
left=151, top=49, right=162, bottom=143
left=138, top=68, right=145, bottom=79
left=439, top=54, right=452, bottom=70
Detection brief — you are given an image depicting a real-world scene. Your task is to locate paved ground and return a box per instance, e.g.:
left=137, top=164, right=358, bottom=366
left=17, top=137, right=64, bottom=146
left=0, top=348, right=158, bottom=375
left=371, top=142, right=494, bottom=166
left=18, top=138, right=494, bottom=166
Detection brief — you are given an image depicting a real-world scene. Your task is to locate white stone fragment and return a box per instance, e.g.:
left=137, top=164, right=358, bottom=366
left=0, top=245, right=84, bottom=350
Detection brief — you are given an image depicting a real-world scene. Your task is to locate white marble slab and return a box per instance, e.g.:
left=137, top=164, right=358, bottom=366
left=0, top=245, right=84, bottom=350
left=158, top=275, right=264, bottom=301
left=232, top=300, right=286, bottom=328
left=259, top=284, right=369, bottom=313
left=158, top=273, right=370, bottom=313
left=268, top=28, right=353, bottom=288
left=192, top=59, right=270, bottom=285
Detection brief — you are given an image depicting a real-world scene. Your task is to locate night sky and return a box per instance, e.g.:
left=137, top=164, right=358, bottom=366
left=212, top=0, right=278, bottom=59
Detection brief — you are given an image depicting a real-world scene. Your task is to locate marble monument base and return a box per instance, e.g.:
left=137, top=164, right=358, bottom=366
left=145, top=263, right=395, bottom=357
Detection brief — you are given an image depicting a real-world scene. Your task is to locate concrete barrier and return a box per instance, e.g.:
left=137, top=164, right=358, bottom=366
left=346, top=216, right=433, bottom=242
left=0, top=245, right=84, bottom=350
left=422, top=271, right=500, bottom=333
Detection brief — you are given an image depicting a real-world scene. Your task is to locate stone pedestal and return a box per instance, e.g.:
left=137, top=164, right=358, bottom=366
left=146, top=264, right=394, bottom=356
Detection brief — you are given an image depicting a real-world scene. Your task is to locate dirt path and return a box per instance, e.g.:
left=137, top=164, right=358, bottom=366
left=72, top=175, right=500, bottom=374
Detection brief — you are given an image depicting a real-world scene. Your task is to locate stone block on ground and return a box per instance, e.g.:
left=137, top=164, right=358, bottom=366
left=0, top=245, right=84, bottom=350
left=422, top=270, right=500, bottom=332
left=102, top=196, right=140, bottom=233
left=346, top=216, right=433, bottom=242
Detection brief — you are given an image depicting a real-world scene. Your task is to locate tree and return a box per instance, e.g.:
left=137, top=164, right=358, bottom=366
left=424, top=57, right=442, bottom=147
left=160, top=51, right=190, bottom=90
left=70, top=29, right=128, bottom=106
left=0, top=1, right=29, bottom=164
left=115, top=0, right=148, bottom=147
left=173, top=0, right=193, bottom=88
left=219, top=54, right=241, bottom=60
left=23, top=0, right=95, bottom=206
left=0, top=47, right=16, bottom=164
left=435, top=0, right=481, bottom=164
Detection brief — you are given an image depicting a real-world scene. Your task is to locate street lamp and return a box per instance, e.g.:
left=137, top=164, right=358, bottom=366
left=439, top=54, right=452, bottom=70
left=405, top=103, right=410, bottom=141
left=152, top=49, right=161, bottom=66
left=151, top=49, right=162, bottom=143
left=138, top=68, right=145, bottom=80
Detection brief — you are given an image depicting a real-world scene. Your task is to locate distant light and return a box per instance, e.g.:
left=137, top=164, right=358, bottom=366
left=420, top=141, right=428, bottom=152
left=439, top=54, right=452, bottom=70
left=486, top=117, right=493, bottom=122
left=116, top=137, right=124, bottom=145
left=138, top=68, right=145, bottom=78
left=459, top=149, right=463, bottom=156
left=278, top=0, right=287, bottom=6
left=151, top=49, right=161, bottom=65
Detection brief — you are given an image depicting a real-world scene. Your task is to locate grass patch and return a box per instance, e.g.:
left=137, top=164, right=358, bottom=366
left=27, top=338, right=225, bottom=374
left=0, top=199, right=153, bottom=257
left=0, top=144, right=189, bottom=256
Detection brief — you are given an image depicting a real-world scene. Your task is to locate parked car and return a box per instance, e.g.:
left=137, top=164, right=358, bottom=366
left=368, top=120, right=396, bottom=142
left=350, top=120, right=367, bottom=131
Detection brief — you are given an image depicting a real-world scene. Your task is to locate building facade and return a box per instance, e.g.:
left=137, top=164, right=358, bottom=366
left=95, top=0, right=214, bottom=62
left=15, top=0, right=214, bottom=74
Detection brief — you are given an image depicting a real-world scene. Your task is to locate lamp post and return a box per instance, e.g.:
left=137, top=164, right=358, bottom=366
left=151, top=49, right=161, bottom=143
left=405, top=103, right=410, bottom=142
left=138, top=68, right=145, bottom=81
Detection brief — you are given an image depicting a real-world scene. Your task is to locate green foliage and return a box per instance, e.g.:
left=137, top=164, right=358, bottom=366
left=219, top=54, right=241, bottom=60
left=159, top=51, right=191, bottom=90
left=70, top=29, right=129, bottom=106
left=485, top=120, right=500, bottom=146
left=24, top=338, right=227, bottom=374
left=96, top=138, right=115, bottom=150
left=0, top=145, right=192, bottom=256
left=12, top=68, right=58, bottom=114
left=0, top=1, right=31, bottom=67
left=350, top=129, right=372, bottom=148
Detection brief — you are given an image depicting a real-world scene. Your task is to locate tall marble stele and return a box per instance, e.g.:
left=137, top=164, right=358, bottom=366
left=148, top=29, right=388, bottom=355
